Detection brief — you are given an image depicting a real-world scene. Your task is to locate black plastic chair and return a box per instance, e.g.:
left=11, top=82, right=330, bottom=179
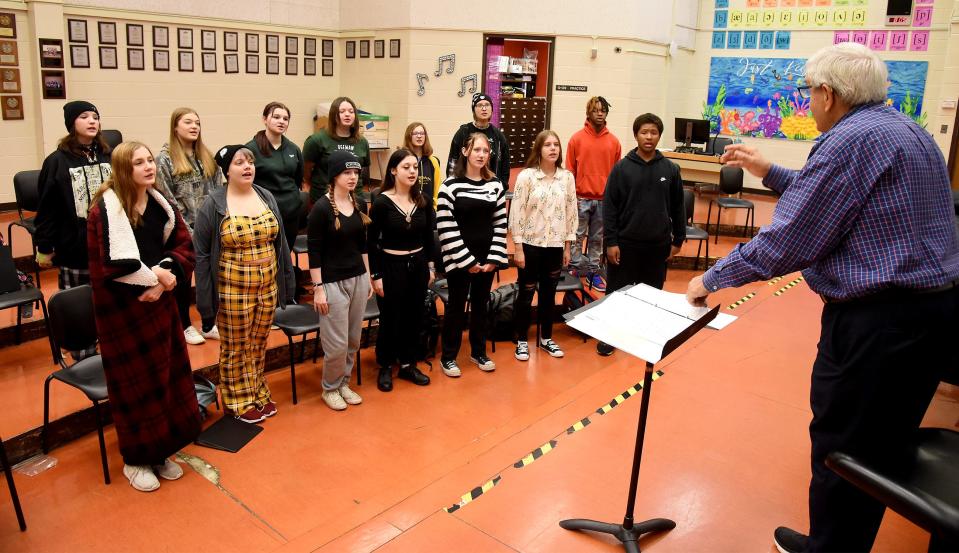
left=706, top=136, right=732, bottom=156
left=706, top=166, right=755, bottom=244
left=683, top=189, right=709, bottom=270
left=6, top=170, right=42, bottom=291
left=272, top=304, right=320, bottom=405
left=1, top=433, right=26, bottom=531
left=826, top=428, right=959, bottom=551
left=291, top=235, right=308, bottom=268
left=0, top=245, right=54, bottom=355
left=355, top=295, right=380, bottom=385
left=43, top=285, right=110, bottom=484
left=101, top=129, right=122, bottom=150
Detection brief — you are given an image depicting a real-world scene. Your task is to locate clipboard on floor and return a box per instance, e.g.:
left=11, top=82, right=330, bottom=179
left=195, top=415, right=263, bottom=453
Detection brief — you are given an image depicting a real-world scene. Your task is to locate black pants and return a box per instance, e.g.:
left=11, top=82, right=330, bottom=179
left=807, top=286, right=958, bottom=552
left=280, top=209, right=300, bottom=258
left=606, top=241, right=671, bottom=293
left=441, top=269, right=495, bottom=361
left=515, top=244, right=563, bottom=341
left=375, top=251, right=429, bottom=367
left=174, top=275, right=192, bottom=329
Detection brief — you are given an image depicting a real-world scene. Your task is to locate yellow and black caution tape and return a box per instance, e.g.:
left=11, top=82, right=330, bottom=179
left=444, top=475, right=502, bottom=513
left=566, top=416, right=591, bottom=435
left=727, top=292, right=756, bottom=310
left=596, top=371, right=664, bottom=415
left=513, top=440, right=558, bottom=469
left=768, top=276, right=784, bottom=285
left=774, top=276, right=805, bottom=297
left=446, top=370, right=668, bottom=514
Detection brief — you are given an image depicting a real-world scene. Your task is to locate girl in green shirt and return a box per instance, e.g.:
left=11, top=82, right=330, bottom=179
left=302, top=96, right=370, bottom=203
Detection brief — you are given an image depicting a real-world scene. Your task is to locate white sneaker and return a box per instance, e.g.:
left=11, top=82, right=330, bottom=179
left=322, top=389, right=347, bottom=410
left=338, top=384, right=363, bottom=405
left=201, top=325, right=220, bottom=341
left=183, top=326, right=206, bottom=345
left=441, top=359, right=461, bottom=377
left=154, top=458, right=183, bottom=480
left=539, top=339, right=564, bottom=358
left=470, top=354, right=496, bottom=372
left=123, top=464, right=160, bottom=492
left=514, top=341, right=530, bottom=361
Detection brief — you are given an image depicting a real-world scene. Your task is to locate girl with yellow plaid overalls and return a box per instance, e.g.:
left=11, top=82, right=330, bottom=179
left=193, top=145, right=296, bottom=424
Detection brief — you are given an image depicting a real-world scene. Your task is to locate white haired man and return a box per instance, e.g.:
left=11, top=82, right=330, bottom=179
left=686, top=43, right=959, bottom=553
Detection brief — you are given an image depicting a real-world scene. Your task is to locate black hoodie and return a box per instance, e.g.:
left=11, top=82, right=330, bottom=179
left=602, top=149, right=685, bottom=249
left=446, top=122, right=511, bottom=185
left=35, top=146, right=113, bottom=269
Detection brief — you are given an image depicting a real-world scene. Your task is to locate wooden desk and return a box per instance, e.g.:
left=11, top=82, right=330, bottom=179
left=663, top=151, right=723, bottom=185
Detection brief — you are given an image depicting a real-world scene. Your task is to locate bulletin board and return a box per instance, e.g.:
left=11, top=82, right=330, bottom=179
left=703, top=56, right=929, bottom=140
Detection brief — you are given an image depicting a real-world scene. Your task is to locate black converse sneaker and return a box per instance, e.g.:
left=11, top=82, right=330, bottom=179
left=539, top=339, right=564, bottom=358
left=773, top=527, right=808, bottom=553
left=470, top=354, right=496, bottom=372
left=441, top=358, right=461, bottom=377
left=514, top=341, right=530, bottom=361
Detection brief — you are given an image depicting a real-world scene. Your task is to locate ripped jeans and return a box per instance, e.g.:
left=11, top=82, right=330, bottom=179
left=514, top=244, right=563, bottom=342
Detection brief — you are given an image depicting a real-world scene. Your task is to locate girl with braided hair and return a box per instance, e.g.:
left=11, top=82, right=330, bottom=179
left=307, top=150, right=372, bottom=411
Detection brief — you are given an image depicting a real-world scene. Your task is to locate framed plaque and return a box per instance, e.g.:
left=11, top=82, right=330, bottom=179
left=98, top=46, right=117, bottom=69
left=286, top=36, right=298, bottom=55
left=201, top=29, right=215, bottom=51
left=322, top=39, right=333, bottom=57
left=304, top=57, right=316, bottom=75
left=153, top=49, right=170, bottom=71
left=1, top=67, right=20, bottom=92
left=202, top=52, right=216, bottom=72
left=153, top=26, right=169, bottom=48
left=266, top=34, right=279, bottom=54
left=266, top=55, right=279, bottom=75
left=304, top=38, right=316, bottom=56
left=69, top=45, right=89, bottom=68
left=68, top=19, right=88, bottom=43
left=245, top=33, right=258, bottom=53
left=285, top=56, right=297, bottom=75
left=224, top=31, right=238, bottom=52
left=374, top=40, right=384, bottom=58
left=389, top=38, right=400, bottom=58
left=41, top=70, right=65, bottom=99
left=359, top=40, right=369, bottom=58
left=98, top=22, right=117, bottom=45
left=127, top=48, right=144, bottom=70
left=345, top=40, right=355, bottom=59
left=178, top=50, right=193, bottom=71
left=38, top=38, right=64, bottom=68
left=126, top=24, right=143, bottom=46
left=1, top=95, right=23, bottom=120
left=224, top=53, right=239, bottom=74
left=177, top=28, right=193, bottom=49
left=322, top=58, right=333, bottom=76
left=246, top=53, right=258, bottom=73
left=0, top=41, right=19, bottom=66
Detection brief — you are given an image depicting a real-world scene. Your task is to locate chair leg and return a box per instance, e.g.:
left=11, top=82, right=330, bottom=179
left=704, top=236, right=710, bottom=269
left=91, top=401, right=110, bottom=485
left=0, top=436, right=26, bottom=531
left=356, top=348, right=362, bottom=386
left=706, top=201, right=714, bottom=244
left=287, top=336, right=297, bottom=405
left=42, top=376, right=53, bottom=454
left=696, top=240, right=703, bottom=270
left=15, top=306, right=21, bottom=345
left=32, top=243, right=41, bottom=301
left=714, top=205, right=723, bottom=244
left=39, top=298, right=56, bottom=365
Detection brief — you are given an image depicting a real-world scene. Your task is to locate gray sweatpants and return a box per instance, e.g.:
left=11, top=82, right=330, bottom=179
left=318, top=274, right=371, bottom=391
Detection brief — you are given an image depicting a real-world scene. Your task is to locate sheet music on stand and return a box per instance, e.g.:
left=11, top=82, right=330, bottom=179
left=566, top=284, right=736, bottom=363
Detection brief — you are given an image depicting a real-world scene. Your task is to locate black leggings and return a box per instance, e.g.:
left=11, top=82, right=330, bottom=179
left=174, top=276, right=192, bottom=329
left=441, top=269, right=495, bottom=361
left=375, top=251, right=429, bottom=367
left=514, top=244, right=563, bottom=341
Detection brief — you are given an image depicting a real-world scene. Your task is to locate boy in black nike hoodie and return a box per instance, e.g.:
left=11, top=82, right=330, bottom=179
left=600, top=113, right=685, bottom=353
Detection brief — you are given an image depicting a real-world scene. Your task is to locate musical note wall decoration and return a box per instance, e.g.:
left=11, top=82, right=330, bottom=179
left=434, top=54, right=455, bottom=76
left=416, top=73, right=429, bottom=96
left=457, top=74, right=478, bottom=97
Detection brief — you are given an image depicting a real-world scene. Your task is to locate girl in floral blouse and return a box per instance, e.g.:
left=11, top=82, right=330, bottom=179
left=508, top=130, right=577, bottom=361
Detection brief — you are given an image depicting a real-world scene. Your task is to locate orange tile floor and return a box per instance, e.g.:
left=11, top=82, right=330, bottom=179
left=1, top=197, right=956, bottom=552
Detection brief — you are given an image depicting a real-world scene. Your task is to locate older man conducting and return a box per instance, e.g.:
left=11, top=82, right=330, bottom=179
left=686, top=43, right=959, bottom=553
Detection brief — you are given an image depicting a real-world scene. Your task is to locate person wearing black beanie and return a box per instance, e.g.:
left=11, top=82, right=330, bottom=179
left=446, top=92, right=511, bottom=185
left=34, top=99, right=112, bottom=360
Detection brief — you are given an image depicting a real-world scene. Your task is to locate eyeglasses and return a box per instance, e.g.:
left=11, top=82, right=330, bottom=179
left=411, top=132, right=426, bottom=136
left=797, top=85, right=812, bottom=99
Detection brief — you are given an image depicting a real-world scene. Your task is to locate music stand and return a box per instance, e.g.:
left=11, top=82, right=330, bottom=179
left=560, top=289, right=719, bottom=552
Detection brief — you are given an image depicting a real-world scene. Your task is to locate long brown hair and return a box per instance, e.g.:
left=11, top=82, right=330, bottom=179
left=453, top=133, right=494, bottom=180
left=380, top=148, right=426, bottom=208
left=91, top=141, right=154, bottom=228
left=168, top=107, right=217, bottom=178
left=253, top=101, right=290, bottom=157
left=327, top=97, right=360, bottom=142
left=525, top=130, right=564, bottom=169
left=403, top=122, right=433, bottom=158
left=57, top=127, right=111, bottom=158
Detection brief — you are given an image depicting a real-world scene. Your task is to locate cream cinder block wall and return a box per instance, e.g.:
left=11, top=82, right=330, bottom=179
left=673, top=0, right=957, bottom=190
left=69, top=0, right=339, bottom=29
left=1, top=5, right=41, bottom=205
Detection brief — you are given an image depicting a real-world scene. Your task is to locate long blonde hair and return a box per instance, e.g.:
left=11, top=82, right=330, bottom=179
left=168, top=107, right=217, bottom=178
left=453, top=133, right=494, bottom=180
left=91, top=141, right=155, bottom=228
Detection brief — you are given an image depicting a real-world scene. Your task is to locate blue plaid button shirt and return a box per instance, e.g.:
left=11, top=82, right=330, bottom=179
left=703, top=103, right=959, bottom=300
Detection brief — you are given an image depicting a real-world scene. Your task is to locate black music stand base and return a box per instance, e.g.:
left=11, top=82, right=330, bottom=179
left=559, top=517, right=675, bottom=553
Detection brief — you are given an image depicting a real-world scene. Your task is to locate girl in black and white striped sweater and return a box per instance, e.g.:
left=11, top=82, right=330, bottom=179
left=436, top=133, right=508, bottom=376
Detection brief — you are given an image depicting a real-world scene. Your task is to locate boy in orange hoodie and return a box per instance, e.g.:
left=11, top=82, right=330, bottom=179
left=566, top=97, right=622, bottom=291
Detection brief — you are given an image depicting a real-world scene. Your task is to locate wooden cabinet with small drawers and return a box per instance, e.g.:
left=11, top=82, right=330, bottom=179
left=499, top=98, right=547, bottom=167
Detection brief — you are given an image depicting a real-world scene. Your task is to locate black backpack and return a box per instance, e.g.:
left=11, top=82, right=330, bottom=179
left=419, top=289, right=441, bottom=361
left=488, top=283, right=518, bottom=341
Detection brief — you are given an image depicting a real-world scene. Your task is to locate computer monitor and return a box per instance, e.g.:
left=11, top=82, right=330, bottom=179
left=674, top=118, right=710, bottom=147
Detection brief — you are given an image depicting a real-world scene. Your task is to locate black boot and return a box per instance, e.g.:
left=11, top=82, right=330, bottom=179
left=397, top=364, right=430, bottom=386
left=377, top=367, right=393, bottom=392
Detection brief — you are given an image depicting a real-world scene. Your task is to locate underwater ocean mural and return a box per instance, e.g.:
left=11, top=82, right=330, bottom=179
left=704, top=57, right=929, bottom=141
